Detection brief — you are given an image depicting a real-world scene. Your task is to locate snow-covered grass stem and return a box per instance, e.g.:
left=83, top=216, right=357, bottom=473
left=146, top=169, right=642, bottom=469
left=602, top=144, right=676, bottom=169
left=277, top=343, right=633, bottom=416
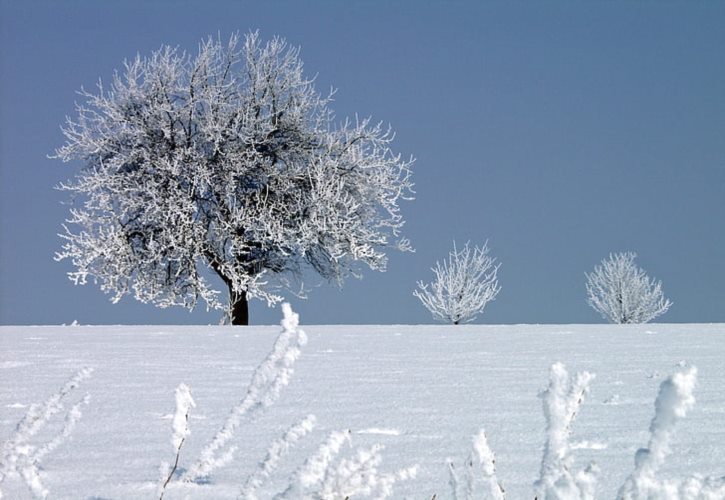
left=617, top=365, right=725, bottom=499
left=0, top=367, right=92, bottom=499
left=448, top=429, right=505, bottom=500
left=158, top=383, right=196, bottom=500
left=183, top=303, right=307, bottom=482
left=534, top=362, right=598, bottom=499
left=274, top=430, right=351, bottom=499
left=239, top=414, right=317, bottom=500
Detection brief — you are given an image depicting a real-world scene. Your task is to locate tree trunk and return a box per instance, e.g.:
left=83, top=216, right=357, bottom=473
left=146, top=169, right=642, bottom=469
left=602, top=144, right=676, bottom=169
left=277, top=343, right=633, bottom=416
left=229, top=288, right=249, bottom=326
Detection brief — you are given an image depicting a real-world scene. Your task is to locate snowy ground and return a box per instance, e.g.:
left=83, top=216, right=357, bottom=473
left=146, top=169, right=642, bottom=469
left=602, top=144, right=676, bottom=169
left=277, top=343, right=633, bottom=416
left=1, top=320, right=724, bottom=499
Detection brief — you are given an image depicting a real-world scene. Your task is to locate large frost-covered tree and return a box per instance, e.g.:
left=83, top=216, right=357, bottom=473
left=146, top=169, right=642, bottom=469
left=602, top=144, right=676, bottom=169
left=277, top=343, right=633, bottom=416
left=53, top=33, right=414, bottom=325
left=585, top=252, right=672, bottom=324
left=414, top=242, right=501, bottom=325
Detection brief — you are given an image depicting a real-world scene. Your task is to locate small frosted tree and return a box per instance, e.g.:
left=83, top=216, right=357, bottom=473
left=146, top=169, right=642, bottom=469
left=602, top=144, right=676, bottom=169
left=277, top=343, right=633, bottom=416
left=53, top=32, right=414, bottom=325
left=414, top=241, right=501, bottom=324
left=585, top=252, right=672, bottom=324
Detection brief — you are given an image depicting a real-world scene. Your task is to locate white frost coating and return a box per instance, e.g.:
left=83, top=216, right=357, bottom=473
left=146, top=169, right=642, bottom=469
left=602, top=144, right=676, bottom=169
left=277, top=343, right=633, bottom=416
left=374, top=464, right=419, bottom=500
left=534, top=362, right=598, bottom=500
left=275, top=430, right=351, bottom=498
left=317, top=444, right=384, bottom=498
left=53, top=32, right=414, bottom=322
left=414, top=241, right=501, bottom=324
left=586, top=252, right=672, bottom=324
left=448, top=459, right=461, bottom=500
left=448, top=429, right=505, bottom=500
left=314, top=443, right=417, bottom=500
left=677, top=475, right=725, bottom=499
left=617, top=365, right=725, bottom=499
left=32, top=394, right=91, bottom=463
left=355, top=428, right=400, bottom=436
left=0, top=367, right=92, bottom=499
left=184, top=303, right=306, bottom=482
left=158, top=383, right=196, bottom=499
left=240, top=414, right=316, bottom=500
left=473, top=429, right=505, bottom=500
left=19, top=464, right=47, bottom=500
left=274, top=431, right=416, bottom=500
left=171, top=383, right=196, bottom=451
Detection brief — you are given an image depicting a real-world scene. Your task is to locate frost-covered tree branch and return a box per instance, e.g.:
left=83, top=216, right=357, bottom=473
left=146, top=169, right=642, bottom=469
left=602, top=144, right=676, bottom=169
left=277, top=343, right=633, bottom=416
left=53, top=32, right=414, bottom=324
left=586, top=252, right=672, bottom=324
left=414, top=241, right=500, bottom=324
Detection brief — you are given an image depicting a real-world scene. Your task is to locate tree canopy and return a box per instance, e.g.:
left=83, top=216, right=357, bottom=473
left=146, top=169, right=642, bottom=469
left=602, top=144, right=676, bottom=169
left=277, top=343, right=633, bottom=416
left=54, top=33, right=414, bottom=324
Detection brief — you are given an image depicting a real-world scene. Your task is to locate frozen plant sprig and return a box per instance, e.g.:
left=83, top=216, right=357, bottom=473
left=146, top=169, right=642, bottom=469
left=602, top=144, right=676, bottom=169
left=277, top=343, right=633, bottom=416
left=274, top=429, right=416, bottom=500
left=0, top=367, right=93, bottom=500
left=534, top=362, right=598, bottom=500
left=158, top=383, right=196, bottom=500
left=183, top=303, right=307, bottom=482
left=448, top=429, right=505, bottom=500
left=274, top=430, right=352, bottom=499
left=240, top=415, right=317, bottom=500
left=316, top=443, right=417, bottom=499
left=617, top=365, right=725, bottom=499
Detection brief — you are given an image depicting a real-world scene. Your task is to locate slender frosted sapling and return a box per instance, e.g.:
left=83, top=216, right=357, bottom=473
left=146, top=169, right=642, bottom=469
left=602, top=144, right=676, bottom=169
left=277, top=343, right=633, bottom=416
left=53, top=32, right=414, bottom=325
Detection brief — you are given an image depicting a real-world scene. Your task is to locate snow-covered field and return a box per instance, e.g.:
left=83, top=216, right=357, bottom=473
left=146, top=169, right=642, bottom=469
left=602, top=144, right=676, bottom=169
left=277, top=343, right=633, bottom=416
left=1, top=315, right=724, bottom=499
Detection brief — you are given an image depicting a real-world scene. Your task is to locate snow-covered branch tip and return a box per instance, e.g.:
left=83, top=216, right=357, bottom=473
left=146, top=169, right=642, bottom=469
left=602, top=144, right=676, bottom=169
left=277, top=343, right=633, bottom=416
left=274, top=430, right=352, bottom=499
left=618, top=365, right=725, bottom=499
left=306, top=441, right=418, bottom=499
left=182, top=302, right=307, bottom=482
left=534, top=362, right=598, bottom=500
left=240, top=415, right=317, bottom=500
left=158, top=383, right=195, bottom=500
left=448, top=429, right=505, bottom=500
left=0, top=367, right=93, bottom=500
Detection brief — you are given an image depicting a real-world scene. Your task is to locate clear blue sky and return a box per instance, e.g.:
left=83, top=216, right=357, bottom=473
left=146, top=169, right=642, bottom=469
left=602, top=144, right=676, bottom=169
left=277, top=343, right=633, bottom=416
left=1, top=0, right=723, bottom=325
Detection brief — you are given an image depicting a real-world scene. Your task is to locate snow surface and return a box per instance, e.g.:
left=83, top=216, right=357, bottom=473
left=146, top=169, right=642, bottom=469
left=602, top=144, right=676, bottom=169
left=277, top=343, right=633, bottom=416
left=1, top=323, right=724, bottom=499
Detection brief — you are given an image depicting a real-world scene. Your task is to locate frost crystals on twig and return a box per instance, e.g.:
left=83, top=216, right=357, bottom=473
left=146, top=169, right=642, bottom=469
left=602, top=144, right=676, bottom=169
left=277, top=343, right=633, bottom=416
left=0, top=367, right=93, bottom=500
left=448, top=429, right=505, bottom=500
left=275, top=429, right=417, bottom=500
left=240, top=415, right=317, bottom=500
left=617, top=365, right=725, bottom=499
left=534, top=362, right=598, bottom=500
left=158, top=383, right=196, bottom=500
left=183, top=302, right=307, bottom=482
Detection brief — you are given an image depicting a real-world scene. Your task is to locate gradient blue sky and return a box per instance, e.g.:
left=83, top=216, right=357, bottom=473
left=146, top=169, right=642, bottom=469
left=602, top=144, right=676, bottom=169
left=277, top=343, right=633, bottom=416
left=1, top=1, right=723, bottom=325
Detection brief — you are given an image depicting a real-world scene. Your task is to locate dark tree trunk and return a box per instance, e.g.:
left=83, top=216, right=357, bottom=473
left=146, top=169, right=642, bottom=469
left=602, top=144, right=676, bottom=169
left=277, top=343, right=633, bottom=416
left=229, top=288, right=249, bottom=326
